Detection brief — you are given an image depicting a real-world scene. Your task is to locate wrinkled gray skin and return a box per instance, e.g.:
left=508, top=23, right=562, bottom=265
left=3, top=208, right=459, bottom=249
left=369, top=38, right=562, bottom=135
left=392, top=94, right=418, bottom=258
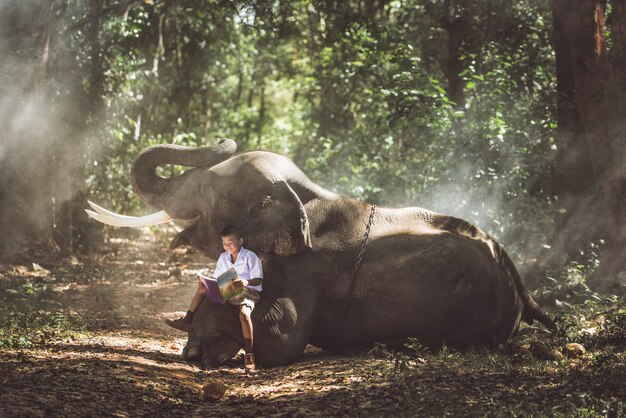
left=132, top=138, right=554, bottom=367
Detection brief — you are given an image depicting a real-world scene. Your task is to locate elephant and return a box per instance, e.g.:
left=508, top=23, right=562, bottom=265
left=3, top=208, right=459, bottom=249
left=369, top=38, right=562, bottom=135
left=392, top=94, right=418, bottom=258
left=86, top=138, right=554, bottom=367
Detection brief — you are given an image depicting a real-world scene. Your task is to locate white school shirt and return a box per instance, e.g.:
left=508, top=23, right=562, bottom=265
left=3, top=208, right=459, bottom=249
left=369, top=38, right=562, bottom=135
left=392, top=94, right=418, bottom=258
left=213, top=246, right=263, bottom=292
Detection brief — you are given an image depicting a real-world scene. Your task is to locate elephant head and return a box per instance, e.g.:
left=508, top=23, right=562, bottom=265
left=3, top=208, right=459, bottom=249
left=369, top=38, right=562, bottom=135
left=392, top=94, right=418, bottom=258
left=86, top=138, right=313, bottom=259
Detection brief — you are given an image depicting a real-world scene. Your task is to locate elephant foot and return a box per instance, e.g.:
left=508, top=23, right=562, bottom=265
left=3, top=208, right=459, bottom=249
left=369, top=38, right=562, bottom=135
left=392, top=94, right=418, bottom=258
left=186, top=345, right=202, bottom=360
left=202, top=353, right=220, bottom=368
left=182, top=331, right=203, bottom=361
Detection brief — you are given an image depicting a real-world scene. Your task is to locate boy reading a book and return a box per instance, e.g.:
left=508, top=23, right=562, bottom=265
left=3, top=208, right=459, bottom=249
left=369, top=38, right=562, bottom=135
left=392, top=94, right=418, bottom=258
left=165, top=225, right=263, bottom=371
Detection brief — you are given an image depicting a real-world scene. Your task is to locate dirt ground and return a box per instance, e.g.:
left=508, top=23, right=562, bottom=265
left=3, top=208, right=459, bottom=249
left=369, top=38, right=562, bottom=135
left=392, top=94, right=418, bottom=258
left=1, top=235, right=624, bottom=417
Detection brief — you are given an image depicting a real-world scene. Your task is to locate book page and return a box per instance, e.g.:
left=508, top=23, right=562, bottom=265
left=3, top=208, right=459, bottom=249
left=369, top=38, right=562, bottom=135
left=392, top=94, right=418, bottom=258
left=198, top=273, right=225, bottom=304
left=215, top=267, right=243, bottom=302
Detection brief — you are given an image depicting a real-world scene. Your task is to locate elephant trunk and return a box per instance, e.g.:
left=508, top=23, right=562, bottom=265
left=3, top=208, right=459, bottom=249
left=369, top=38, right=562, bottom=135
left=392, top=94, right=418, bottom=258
left=131, top=139, right=236, bottom=213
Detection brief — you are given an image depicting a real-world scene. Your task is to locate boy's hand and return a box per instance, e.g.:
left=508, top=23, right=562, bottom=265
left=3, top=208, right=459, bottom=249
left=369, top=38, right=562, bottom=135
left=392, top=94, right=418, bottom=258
left=233, top=279, right=249, bottom=289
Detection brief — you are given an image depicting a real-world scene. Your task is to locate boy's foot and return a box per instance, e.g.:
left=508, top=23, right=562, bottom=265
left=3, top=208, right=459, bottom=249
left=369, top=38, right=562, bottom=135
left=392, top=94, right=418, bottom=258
left=244, top=353, right=256, bottom=372
left=164, top=317, right=192, bottom=332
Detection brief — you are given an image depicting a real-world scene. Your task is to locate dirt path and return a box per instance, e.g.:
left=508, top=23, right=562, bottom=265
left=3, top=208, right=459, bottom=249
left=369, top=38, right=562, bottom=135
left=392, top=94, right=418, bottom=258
left=1, top=236, right=624, bottom=417
left=1, top=236, right=398, bottom=417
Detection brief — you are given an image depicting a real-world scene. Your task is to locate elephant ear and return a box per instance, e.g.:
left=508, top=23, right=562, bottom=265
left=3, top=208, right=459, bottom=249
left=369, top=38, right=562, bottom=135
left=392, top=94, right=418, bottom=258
left=242, top=181, right=312, bottom=257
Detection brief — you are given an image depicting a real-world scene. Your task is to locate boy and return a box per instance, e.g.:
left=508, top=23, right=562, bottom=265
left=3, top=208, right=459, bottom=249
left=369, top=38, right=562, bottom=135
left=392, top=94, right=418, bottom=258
left=165, top=225, right=263, bottom=372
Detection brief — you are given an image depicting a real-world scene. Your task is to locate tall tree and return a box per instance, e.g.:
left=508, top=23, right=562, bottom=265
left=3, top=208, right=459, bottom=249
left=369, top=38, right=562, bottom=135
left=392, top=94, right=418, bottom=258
left=0, top=0, right=102, bottom=259
left=53, top=0, right=104, bottom=254
left=0, top=1, right=60, bottom=259
left=551, top=0, right=626, bottom=283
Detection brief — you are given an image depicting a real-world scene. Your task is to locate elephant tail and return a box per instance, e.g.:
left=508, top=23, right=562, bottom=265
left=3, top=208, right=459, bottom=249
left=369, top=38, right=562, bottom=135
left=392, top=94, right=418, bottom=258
left=499, top=246, right=556, bottom=331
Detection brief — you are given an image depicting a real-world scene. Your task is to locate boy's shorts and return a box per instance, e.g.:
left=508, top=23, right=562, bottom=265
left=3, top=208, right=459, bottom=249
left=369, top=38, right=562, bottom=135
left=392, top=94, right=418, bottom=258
left=228, top=288, right=260, bottom=310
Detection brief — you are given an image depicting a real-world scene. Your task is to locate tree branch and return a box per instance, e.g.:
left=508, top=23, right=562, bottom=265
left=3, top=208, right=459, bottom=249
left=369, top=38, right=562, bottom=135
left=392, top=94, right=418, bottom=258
left=64, top=0, right=142, bottom=32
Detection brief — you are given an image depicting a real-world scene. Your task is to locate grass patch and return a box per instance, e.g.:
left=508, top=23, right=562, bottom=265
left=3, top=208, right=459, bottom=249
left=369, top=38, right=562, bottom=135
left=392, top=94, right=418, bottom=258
left=0, top=280, right=87, bottom=349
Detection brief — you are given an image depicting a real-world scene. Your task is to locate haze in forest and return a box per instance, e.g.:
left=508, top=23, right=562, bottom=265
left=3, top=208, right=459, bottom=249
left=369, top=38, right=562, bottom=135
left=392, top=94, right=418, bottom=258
left=0, top=0, right=623, bottom=286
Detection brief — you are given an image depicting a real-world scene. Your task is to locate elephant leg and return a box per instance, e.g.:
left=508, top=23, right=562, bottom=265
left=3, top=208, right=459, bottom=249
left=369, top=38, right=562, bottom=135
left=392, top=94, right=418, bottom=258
left=189, top=298, right=244, bottom=367
left=182, top=329, right=203, bottom=361
left=184, top=330, right=242, bottom=367
left=199, top=336, right=241, bottom=368
left=254, top=282, right=320, bottom=367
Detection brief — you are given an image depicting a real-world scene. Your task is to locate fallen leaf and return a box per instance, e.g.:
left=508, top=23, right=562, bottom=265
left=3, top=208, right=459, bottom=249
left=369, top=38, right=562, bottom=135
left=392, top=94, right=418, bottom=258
left=201, top=380, right=227, bottom=401
left=529, top=341, right=563, bottom=361
left=563, top=343, right=586, bottom=358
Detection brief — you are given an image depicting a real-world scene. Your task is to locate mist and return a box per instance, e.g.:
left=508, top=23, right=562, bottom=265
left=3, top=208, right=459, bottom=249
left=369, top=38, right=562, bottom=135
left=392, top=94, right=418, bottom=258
left=0, top=0, right=93, bottom=257
left=0, top=0, right=609, bottom=285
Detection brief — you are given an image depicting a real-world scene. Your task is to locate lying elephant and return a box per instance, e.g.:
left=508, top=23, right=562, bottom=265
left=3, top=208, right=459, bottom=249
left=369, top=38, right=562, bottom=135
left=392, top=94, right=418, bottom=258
left=87, top=138, right=554, bottom=367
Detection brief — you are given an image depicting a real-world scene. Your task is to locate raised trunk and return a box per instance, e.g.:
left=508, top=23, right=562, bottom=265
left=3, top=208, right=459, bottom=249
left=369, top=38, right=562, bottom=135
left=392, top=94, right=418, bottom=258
left=131, top=139, right=237, bottom=213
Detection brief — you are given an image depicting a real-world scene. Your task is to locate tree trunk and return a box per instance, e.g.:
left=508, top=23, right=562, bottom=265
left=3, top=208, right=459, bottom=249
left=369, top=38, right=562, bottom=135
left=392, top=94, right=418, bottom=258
left=0, top=1, right=60, bottom=260
left=53, top=0, right=103, bottom=255
left=443, top=16, right=467, bottom=109
left=152, top=4, right=166, bottom=75
left=550, top=3, right=604, bottom=260
left=257, top=80, right=266, bottom=148
left=550, top=0, right=626, bottom=286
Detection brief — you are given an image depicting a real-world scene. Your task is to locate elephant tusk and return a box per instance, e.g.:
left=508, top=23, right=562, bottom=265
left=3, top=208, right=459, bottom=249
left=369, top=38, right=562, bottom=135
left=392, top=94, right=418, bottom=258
left=88, top=200, right=172, bottom=221
left=85, top=209, right=173, bottom=227
left=85, top=202, right=173, bottom=227
left=88, top=200, right=136, bottom=218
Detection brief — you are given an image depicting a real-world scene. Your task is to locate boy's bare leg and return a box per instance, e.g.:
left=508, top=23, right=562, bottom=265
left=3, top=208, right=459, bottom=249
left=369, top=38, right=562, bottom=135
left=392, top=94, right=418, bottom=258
left=240, top=305, right=256, bottom=371
left=165, top=281, right=206, bottom=332
left=239, top=305, right=253, bottom=340
left=188, top=281, right=207, bottom=312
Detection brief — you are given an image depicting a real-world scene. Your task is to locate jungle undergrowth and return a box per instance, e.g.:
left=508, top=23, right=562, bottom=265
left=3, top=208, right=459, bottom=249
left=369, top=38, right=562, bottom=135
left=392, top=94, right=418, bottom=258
left=0, top=269, right=88, bottom=349
left=361, top=297, right=625, bottom=416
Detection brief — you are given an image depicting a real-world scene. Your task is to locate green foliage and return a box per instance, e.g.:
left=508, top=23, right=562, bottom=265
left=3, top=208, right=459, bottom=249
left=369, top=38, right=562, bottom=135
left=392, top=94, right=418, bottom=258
left=552, top=298, right=625, bottom=350
left=50, top=0, right=589, bottom=289
left=0, top=282, right=85, bottom=349
left=535, top=240, right=609, bottom=308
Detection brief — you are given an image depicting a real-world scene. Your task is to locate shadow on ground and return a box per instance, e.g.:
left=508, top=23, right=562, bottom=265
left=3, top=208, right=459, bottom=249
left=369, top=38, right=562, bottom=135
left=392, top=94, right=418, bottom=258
left=1, top=236, right=624, bottom=416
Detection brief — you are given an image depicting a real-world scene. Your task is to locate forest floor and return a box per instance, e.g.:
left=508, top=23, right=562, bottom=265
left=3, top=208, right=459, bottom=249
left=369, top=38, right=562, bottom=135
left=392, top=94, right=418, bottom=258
left=0, top=234, right=625, bottom=417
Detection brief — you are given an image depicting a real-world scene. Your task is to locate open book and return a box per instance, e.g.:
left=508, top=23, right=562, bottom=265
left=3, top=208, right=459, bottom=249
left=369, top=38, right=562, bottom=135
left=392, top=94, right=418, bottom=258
left=198, top=267, right=242, bottom=304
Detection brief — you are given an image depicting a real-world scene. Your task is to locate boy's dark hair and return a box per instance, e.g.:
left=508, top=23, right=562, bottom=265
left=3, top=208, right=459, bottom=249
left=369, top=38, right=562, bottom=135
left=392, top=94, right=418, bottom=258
left=221, top=225, right=242, bottom=239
